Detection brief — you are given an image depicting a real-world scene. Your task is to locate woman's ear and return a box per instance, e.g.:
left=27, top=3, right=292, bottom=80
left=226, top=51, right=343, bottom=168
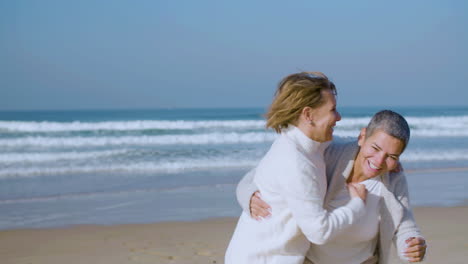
left=358, top=128, right=367, bottom=146
left=301, top=106, right=314, bottom=124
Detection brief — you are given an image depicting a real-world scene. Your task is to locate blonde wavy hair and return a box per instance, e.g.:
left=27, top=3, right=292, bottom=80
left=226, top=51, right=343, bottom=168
left=266, top=72, right=336, bottom=133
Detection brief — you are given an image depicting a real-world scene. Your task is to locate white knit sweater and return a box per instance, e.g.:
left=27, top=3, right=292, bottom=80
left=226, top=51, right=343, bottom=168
left=225, top=127, right=366, bottom=264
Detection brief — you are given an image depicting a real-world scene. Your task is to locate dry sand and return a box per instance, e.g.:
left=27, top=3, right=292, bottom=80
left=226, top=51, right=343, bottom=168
left=1, top=207, right=467, bottom=264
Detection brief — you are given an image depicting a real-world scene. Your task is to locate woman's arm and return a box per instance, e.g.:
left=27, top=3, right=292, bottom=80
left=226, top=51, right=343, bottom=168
left=276, top=157, right=367, bottom=245
left=236, top=168, right=259, bottom=215
left=391, top=172, right=427, bottom=262
left=237, top=148, right=366, bottom=245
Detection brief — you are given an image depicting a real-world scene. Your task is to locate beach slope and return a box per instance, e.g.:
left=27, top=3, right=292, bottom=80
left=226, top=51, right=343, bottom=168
left=1, top=207, right=467, bottom=264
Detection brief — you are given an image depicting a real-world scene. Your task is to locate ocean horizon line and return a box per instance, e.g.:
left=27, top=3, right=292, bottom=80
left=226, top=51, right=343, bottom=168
left=0, top=105, right=467, bottom=113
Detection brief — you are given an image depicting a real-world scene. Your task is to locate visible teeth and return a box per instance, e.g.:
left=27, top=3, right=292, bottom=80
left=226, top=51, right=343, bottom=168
left=369, top=161, right=380, bottom=170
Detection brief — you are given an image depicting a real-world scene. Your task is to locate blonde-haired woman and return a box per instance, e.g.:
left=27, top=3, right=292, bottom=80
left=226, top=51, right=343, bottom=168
left=225, top=72, right=367, bottom=264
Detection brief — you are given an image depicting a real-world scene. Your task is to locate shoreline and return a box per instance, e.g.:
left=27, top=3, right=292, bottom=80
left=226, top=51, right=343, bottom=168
left=3, top=204, right=468, bottom=232
left=405, top=166, right=468, bottom=173
left=1, top=206, right=467, bottom=264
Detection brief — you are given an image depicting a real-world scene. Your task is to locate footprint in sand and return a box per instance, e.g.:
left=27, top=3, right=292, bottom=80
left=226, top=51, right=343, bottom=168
left=196, top=249, right=213, bottom=256
left=140, top=250, right=178, bottom=260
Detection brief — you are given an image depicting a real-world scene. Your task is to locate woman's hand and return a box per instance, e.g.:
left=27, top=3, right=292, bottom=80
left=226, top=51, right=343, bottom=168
left=347, top=183, right=368, bottom=202
left=249, top=191, right=271, bottom=220
left=404, top=237, right=427, bottom=262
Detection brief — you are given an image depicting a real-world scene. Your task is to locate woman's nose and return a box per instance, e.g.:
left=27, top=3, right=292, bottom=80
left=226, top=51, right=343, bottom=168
left=375, top=152, right=386, bottom=166
left=336, top=111, right=342, bottom=121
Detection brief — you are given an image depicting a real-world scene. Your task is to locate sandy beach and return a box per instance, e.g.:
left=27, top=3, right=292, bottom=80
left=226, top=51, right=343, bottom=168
left=1, top=206, right=467, bottom=264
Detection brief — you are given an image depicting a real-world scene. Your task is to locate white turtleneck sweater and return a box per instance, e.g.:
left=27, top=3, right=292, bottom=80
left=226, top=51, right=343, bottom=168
left=225, top=126, right=365, bottom=264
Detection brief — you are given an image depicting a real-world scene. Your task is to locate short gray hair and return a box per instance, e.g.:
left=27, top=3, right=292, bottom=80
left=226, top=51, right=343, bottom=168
left=366, top=110, right=411, bottom=151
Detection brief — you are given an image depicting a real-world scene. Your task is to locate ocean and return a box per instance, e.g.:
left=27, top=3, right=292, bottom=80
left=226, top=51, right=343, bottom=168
left=1, top=106, right=467, bottom=230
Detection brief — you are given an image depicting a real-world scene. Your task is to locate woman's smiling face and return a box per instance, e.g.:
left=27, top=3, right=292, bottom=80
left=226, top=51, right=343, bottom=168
left=307, top=89, right=341, bottom=142
left=355, top=128, right=405, bottom=180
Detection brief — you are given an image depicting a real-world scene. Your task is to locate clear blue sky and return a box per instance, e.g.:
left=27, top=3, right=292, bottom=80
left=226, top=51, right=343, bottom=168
left=1, top=0, right=467, bottom=110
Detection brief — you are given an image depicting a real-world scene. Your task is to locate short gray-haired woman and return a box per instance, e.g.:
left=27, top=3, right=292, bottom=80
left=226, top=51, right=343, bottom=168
left=238, top=110, right=427, bottom=264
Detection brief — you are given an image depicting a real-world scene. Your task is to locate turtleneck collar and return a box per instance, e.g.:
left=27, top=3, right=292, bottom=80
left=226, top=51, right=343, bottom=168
left=283, top=125, right=331, bottom=156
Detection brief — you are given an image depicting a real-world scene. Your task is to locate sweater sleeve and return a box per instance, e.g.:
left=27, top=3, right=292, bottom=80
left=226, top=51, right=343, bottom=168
left=278, top=157, right=366, bottom=245
left=391, top=172, right=425, bottom=262
left=236, top=168, right=259, bottom=215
